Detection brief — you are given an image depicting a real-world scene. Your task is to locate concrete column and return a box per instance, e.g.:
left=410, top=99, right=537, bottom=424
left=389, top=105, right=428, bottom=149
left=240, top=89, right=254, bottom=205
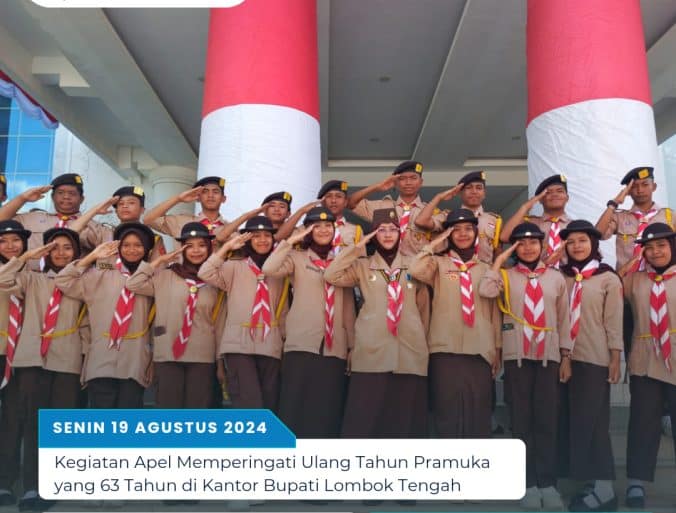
left=148, top=165, right=196, bottom=215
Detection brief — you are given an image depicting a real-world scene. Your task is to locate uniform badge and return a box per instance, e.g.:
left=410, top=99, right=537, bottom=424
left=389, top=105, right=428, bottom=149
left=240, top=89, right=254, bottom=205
left=638, top=168, right=649, bottom=179
left=189, top=285, right=198, bottom=293
left=368, top=274, right=377, bottom=282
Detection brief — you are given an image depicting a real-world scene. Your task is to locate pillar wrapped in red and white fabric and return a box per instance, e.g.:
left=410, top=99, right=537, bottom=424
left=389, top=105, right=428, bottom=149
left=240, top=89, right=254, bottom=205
left=526, top=0, right=667, bottom=267
left=198, top=0, right=321, bottom=221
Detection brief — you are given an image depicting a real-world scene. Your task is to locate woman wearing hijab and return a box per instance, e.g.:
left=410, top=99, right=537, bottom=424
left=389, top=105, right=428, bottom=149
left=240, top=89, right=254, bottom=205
left=621, top=223, right=676, bottom=509
left=410, top=209, right=501, bottom=438
left=262, top=206, right=355, bottom=437
left=198, top=216, right=286, bottom=411
left=479, top=221, right=572, bottom=511
left=126, top=222, right=225, bottom=409
left=55, top=222, right=155, bottom=409
left=324, top=208, right=429, bottom=438
left=556, top=220, right=623, bottom=512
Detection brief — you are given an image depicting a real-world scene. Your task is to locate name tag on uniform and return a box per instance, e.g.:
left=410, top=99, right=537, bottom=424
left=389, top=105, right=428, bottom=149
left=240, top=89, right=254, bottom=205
left=502, top=323, right=514, bottom=331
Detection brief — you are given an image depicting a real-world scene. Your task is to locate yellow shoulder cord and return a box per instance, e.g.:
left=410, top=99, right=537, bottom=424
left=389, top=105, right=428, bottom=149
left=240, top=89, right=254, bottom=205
left=637, top=329, right=676, bottom=339
left=666, top=208, right=672, bottom=230
left=275, top=277, right=290, bottom=320
left=492, top=216, right=503, bottom=249
left=496, top=269, right=553, bottom=332
left=211, top=290, right=225, bottom=323
left=102, top=303, right=156, bottom=340
left=354, top=224, right=362, bottom=244
left=40, top=304, right=88, bottom=340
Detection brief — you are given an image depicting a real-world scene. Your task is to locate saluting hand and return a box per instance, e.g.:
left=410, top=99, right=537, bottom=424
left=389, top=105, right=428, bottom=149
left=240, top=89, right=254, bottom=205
left=95, top=196, right=119, bottom=215
left=286, top=225, right=313, bottom=246
left=19, top=241, right=57, bottom=263
left=223, top=232, right=253, bottom=252
left=428, top=227, right=453, bottom=250
left=613, top=179, right=634, bottom=205
left=355, top=229, right=378, bottom=249
left=91, top=241, right=120, bottom=260
left=438, top=184, right=464, bottom=202
left=494, top=241, right=520, bottom=268
left=375, top=175, right=398, bottom=192
left=150, top=247, right=184, bottom=269
left=178, top=186, right=204, bottom=204
left=526, top=188, right=549, bottom=208
left=543, top=244, right=565, bottom=267
left=20, top=185, right=52, bottom=203
left=300, top=200, right=321, bottom=214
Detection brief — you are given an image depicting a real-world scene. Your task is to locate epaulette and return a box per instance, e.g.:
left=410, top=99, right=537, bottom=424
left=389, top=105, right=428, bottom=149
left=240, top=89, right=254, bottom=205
left=97, top=262, right=115, bottom=270
left=484, top=211, right=501, bottom=219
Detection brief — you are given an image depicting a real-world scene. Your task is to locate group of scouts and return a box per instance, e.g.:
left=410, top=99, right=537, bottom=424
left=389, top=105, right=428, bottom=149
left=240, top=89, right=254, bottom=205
left=0, top=161, right=673, bottom=512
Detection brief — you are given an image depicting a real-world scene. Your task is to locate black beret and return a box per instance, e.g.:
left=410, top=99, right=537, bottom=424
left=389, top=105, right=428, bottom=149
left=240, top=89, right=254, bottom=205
left=509, top=222, right=545, bottom=243
left=458, top=170, right=486, bottom=186
left=51, top=173, right=83, bottom=193
left=620, top=166, right=654, bottom=185
left=176, top=221, right=215, bottom=241
left=443, top=208, right=478, bottom=229
left=113, top=186, right=146, bottom=207
left=239, top=216, right=276, bottom=234
left=113, top=222, right=156, bottom=251
left=392, top=160, right=423, bottom=175
left=0, top=220, right=31, bottom=239
left=535, top=174, right=567, bottom=195
left=635, top=222, right=676, bottom=245
left=262, top=191, right=292, bottom=207
left=303, top=206, right=336, bottom=226
left=317, top=180, right=348, bottom=199
left=560, top=219, right=601, bottom=240
left=194, top=176, right=226, bottom=191
left=372, top=208, right=399, bottom=228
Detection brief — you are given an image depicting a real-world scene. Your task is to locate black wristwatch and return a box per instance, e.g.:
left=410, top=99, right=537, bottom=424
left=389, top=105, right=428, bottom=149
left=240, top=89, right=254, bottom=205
left=606, top=200, right=619, bottom=209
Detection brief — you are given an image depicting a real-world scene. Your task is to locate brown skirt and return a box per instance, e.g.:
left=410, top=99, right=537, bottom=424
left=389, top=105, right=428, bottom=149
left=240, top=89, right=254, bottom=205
left=429, top=353, right=492, bottom=438
left=278, top=351, right=347, bottom=438
left=154, top=361, right=215, bottom=409
left=224, top=353, right=280, bottom=412
left=341, top=371, right=428, bottom=438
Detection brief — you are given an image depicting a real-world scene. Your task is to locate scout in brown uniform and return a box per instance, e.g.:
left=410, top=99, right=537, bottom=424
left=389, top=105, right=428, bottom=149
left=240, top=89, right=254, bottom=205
left=126, top=222, right=225, bottom=409
left=346, top=161, right=432, bottom=256
left=144, top=176, right=228, bottom=241
left=0, top=173, right=108, bottom=270
left=621, top=223, right=676, bottom=509
left=416, top=171, right=502, bottom=264
left=479, top=222, right=572, bottom=510
left=55, top=222, right=155, bottom=408
left=410, top=209, right=501, bottom=438
left=557, top=220, right=622, bottom=512
left=263, top=207, right=354, bottom=437
left=198, top=216, right=286, bottom=411
left=500, top=174, right=572, bottom=267
left=324, top=208, right=429, bottom=438
left=214, top=192, right=293, bottom=244
left=0, top=220, right=30, bottom=507
left=0, top=227, right=85, bottom=511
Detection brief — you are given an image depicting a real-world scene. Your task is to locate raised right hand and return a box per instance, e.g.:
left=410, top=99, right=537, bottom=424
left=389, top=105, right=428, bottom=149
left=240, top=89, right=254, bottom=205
left=375, top=175, right=398, bottom=192
left=178, top=186, right=204, bottom=203
left=223, top=232, right=253, bottom=252
left=19, top=241, right=57, bottom=262
left=151, top=247, right=184, bottom=268
left=355, top=229, right=378, bottom=249
left=429, top=227, right=452, bottom=249
left=20, top=185, right=52, bottom=203
left=437, top=184, right=464, bottom=202
left=90, top=240, right=120, bottom=260
left=286, top=225, right=313, bottom=246
left=494, top=241, right=520, bottom=268
left=614, top=179, right=634, bottom=205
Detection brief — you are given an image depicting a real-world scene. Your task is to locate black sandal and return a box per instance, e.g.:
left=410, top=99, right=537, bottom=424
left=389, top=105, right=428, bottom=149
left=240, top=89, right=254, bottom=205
left=625, top=485, right=645, bottom=509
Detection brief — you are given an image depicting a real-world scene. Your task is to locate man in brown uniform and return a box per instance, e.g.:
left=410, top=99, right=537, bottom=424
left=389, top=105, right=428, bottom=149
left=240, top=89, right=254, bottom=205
left=0, top=173, right=108, bottom=270
left=416, top=170, right=502, bottom=263
left=500, top=174, right=571, bottom=266
left=144, top=176, right=228, bottom=242
left=347, top=161, right=432, bottom=256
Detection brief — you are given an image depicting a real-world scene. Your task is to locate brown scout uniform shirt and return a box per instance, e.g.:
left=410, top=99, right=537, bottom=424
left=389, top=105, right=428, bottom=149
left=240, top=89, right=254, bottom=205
left=198, top=254, right=286, bottom=360
left=600, top=203, right=672, bottom=270
left=146, top=212, right=228, bottom=250
left=431, top=206, right=502, bottom=263
left=126, top=261, right=225, bottom=364
left=0, top=258, right=87, bottom=374
left=525, top=213, right=571, bottom=264
left=55, top=261, right=153, bottom=386
left=352, top=195, right=432, bottom=256
left=324, top=246, right=429, bottom=376
left=98, top=224, right=167, bottom=262
left=623, top=265, right=676, bottom=385
left=0, top=290, right=9, bottom=356
left=563, top=271, right=623, bottom=367
left=410, top=249, right=501, bottom=365
left=479, top=264, right=572, bottom=366
left=262, top=240, right=355, bottom=359
left=14, top=211, right=108, bottom=271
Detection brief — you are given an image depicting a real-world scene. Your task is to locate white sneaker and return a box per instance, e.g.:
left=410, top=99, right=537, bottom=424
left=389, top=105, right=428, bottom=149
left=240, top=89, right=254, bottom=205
left=519, top=486, right=542, bottom=510
left=540, top=486, right=564, bottom=511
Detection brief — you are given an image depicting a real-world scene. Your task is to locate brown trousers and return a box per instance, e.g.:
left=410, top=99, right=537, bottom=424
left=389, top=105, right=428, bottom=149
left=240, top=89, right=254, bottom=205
left=224, top=354, right=280, bottom=412
left=278, top=351, right=347, bottom=438
left=0, top=367, right=80, bottom=491
left=87, top=378, right=144, bottom=409
left=341, top=372, right=428, bottom=438
left=505, top=359, right=560, bottom=488
left=429, top=353, right=492, bottom=438
left=627, top=375, right=676, bottom=481
left=154, top=362, right=215, bottom=409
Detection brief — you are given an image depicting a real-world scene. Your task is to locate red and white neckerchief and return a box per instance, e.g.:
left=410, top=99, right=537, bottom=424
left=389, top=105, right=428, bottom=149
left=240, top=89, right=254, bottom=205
left=546, top=217, right=562, bottom=267
left=331, top=217, right=345, bottom=257
left=108, top=258, right=136, bottom=350
left=398, top=202, right=417, bottom=240
left=172, top=278, right=204, bottom=359
left=200, top=216, right=224, bottom=235
left=630, top=208, right=659, bottom=272
left=247, top=257, right=271, bottom=341
left=1, top=295, right=23, bottom=389
left=569, top=259, right=600, bottom=349
left=383, top=268, right=404, bottom=336
left=648, top=269, right=675, bottom=371
left=450, top=256, right=477, bottom=327
left=54, top=214, right=77, bottom=228
left=40, top=285, right=64, bottom=357
left=311, top=257, right=335, bottom=349
left=515, top=264, right=547, bottom=358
